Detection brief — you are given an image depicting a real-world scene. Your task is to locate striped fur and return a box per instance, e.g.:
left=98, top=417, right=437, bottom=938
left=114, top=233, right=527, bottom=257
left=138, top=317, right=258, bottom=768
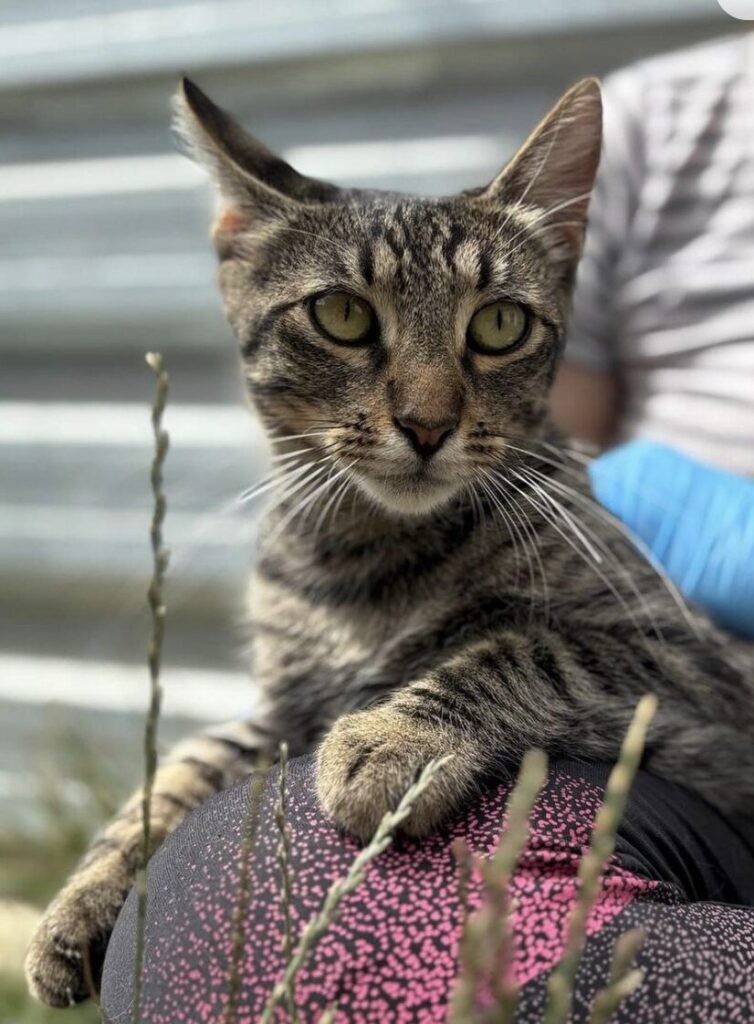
left=27, top=77, right=754, bottom=1006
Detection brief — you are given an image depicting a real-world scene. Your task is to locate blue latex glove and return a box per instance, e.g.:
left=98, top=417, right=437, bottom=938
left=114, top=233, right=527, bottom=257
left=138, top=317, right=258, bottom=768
left=588, top=440, right=754, bottom=639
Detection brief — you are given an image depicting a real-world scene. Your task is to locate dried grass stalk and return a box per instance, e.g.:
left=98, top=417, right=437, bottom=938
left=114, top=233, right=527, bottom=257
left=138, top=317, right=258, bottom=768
left=132, top=351, right=170, bottom=1024
left=274, top=742, right=299, bottom=1022
left=452, top=837, right=474, bottom=942
left=588, top=927, right=645, bottom=1024
left=222, top=769, right=267, bottom=1024
left=449, top=750, right=548, bottom=1024
left=544, top=695, right=658, bottom=1024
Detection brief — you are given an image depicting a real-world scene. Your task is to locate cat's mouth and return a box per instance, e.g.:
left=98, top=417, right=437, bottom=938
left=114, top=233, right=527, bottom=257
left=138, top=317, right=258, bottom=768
left=354, top=466, right=461, bottom=517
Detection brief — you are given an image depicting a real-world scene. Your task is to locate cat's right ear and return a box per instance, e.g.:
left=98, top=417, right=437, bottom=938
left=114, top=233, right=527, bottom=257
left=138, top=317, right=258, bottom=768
left=173, top=78, right=339, bottom=253
left=471, top=78, right=602, bottom=280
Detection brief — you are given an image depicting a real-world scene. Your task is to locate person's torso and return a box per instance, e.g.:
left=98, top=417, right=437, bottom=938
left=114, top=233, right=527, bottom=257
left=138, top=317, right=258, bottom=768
left=613, top=36, right=754, bottom=475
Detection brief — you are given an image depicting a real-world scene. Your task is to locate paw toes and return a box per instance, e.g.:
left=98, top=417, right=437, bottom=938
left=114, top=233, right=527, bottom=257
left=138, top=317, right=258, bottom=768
left=51, top=932, right=83, bottom=962
left=26, top=945, right=89, bottom=1007
left=317, top=711, right=467, bottom=841
left=25, top=901, right=113, bottom=1006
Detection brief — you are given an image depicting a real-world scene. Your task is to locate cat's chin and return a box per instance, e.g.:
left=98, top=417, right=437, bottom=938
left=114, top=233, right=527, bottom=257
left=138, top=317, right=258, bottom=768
left=356, top=474, right=460, bottom=517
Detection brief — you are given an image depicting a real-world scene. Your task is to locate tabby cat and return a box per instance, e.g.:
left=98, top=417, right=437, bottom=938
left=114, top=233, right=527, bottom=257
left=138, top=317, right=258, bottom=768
left=27, top=77, right=754, bottom=1006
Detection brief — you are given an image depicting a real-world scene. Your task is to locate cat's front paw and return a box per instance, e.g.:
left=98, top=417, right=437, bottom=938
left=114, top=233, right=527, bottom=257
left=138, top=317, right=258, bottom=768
left=25, top=854, right=129, bottom=1006
left=316, top=708, right=475, bottom=842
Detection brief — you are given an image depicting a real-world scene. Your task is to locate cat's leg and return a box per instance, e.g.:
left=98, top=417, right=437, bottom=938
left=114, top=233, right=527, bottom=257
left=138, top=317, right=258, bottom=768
left=25, top=717, right=277, bottom=1007
left=317, top=632, right=580, bottom=842
left=317, top=628, right=754, bottom=841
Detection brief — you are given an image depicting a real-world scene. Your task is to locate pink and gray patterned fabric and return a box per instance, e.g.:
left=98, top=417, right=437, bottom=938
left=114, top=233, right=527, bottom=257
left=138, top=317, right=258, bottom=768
left=102, top=757, right=754, bottom=1022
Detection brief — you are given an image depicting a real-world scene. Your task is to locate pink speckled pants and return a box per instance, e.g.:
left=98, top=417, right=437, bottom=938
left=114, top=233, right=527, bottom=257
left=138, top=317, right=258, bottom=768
left=102, top=757, right=754, bottom=1023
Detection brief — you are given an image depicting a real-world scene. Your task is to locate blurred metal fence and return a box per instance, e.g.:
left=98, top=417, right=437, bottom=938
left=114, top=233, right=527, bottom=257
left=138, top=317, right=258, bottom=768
left=0, top=0, right=729, bottom=820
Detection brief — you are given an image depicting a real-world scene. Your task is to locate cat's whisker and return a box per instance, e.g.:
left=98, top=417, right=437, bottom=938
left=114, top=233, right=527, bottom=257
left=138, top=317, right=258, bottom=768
left=491, top=113, right=570, bottom=238
left=477, top=472, right=536, bottom=609
left=518, top=465, right=630, bottom=573
left=515, top=472, right=621, bottom=604
left=462, top=482, right=485, bottom=531
left=487, top=433, right=692, bottom=638
left=268, top=448, right=319, bottom=465
left=268, top=430, right=333, bottom=444
left=296, top=417, right=349, bottom=431
left=499, top=467, right=648, bottom=637
left=477, top=474, right=524, bottom=585
left=238, top=458, right=322, bottom=505
left=266, top=462, right=356, bottom=545
left=539, top=441, right=594, bottom=466
left=273, top=455, right=338, bottom=504
left=238, top=468, right=308, bottom=506
left=299, top=459, right=345, bottom=533
left=242, top=438, right=352, bottom=506
left=498, top=441, right=586, bottom=482
left=518, top=465, right=668, bottom=643
left=268, top=439, right=343, bottom=464
left=529, top=219, right=586, bottom=241
left=498, top=190, right=593, bottom=262
left=243, top=453, right=341, bottom=517
left=470, top=484, right=486, bottom=530
left=256, top=462, right=337, bottom=534
left=501, top=189, right=593, bottom=245
left=518, top=471, right=603, bottom=564
left=312, top=465, right=359, bottom=538
left=521, top=464, right=699, bottom=638
left=481, top=470, right=551, bottom=621
left=476, top=430, right=595, bottom=468
left=501, top=480, right=553, bottom=621
left=513, top=436, right=595, bottom=464
left=330, top=469, right=358, bottom=522
left=273, top=226, right=353, bottom=261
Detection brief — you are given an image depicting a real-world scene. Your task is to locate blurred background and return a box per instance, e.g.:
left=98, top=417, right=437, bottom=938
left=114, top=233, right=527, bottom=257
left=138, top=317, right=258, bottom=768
left=0, top=0, right=738, bottom=1018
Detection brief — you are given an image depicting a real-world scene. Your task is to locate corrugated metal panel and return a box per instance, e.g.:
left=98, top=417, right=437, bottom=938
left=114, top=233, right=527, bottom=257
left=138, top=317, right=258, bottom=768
left=0, top=0, right=716, bottom=86
left=0, top=0, right=731, bottom=815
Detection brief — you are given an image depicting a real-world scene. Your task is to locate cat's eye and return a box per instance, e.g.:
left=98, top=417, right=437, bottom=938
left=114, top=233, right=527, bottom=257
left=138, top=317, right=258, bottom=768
left=311, top=291, right=375, bottom=345
left=468, top=301, right=529, bottom=355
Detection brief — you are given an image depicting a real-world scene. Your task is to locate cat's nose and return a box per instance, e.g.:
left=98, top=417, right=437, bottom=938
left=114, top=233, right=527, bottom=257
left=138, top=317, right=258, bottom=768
left=393, top=415, right=458, bottom=457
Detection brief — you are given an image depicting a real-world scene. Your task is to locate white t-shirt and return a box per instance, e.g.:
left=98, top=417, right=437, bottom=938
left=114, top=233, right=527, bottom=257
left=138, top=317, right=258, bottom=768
left=566, top=34, right=754, bottom=475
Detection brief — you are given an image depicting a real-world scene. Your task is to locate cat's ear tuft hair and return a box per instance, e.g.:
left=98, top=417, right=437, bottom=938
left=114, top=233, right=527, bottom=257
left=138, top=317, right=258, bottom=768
left=172, top=78, right=341, bottom=250
left=476, top=78, right=602, bottom=275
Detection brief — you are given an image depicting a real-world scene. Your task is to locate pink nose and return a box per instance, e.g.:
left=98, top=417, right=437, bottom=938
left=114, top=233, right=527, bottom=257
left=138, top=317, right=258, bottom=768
left=394, top=415, right=458, bottom=457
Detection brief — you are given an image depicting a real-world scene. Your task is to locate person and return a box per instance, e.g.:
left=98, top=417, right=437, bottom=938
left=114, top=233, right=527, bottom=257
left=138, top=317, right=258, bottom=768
left=101, top=755, right=754, bottom=1023
left=552, top=33, right=754, bottom=477
left=552, top=31, right=754, bottom=640
left=590, top=441, right=754, bottom=639
left=101, top=37, right=754, bottom=1022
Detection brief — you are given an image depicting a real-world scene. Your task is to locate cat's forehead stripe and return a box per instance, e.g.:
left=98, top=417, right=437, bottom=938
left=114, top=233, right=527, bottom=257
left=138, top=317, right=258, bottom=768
left=353, top=204, right=490, bottom=293
left=258, top=200, right=545, bottom=310
left=371, top=239, right=402, bottom=286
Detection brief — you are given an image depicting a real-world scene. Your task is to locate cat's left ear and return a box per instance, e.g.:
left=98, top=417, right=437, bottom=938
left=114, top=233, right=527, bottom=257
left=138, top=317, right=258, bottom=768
left=173, top=78, right=341, bottom=253
left=475, top=78, right=602, bottom=276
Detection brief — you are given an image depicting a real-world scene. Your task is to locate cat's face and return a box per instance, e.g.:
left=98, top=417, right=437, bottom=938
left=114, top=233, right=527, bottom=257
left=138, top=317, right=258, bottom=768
left=175, top=79, right=602, bottom=516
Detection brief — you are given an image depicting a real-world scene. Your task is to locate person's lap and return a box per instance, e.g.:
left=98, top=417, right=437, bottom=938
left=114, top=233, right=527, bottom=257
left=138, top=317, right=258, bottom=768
left=101, top=756, right=754, bottom=1023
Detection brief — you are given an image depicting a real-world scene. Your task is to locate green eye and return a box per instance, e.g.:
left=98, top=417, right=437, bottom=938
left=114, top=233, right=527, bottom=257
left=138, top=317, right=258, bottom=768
left=311, top=291, right=375, bottom=344
left=468, top=301, right=529, bottom=355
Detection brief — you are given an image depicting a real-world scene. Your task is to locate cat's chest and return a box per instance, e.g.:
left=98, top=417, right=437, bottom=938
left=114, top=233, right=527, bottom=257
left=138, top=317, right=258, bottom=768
left=250, top=562, right=459, bottom=686
left=249, top=518, right=521, bottom=691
